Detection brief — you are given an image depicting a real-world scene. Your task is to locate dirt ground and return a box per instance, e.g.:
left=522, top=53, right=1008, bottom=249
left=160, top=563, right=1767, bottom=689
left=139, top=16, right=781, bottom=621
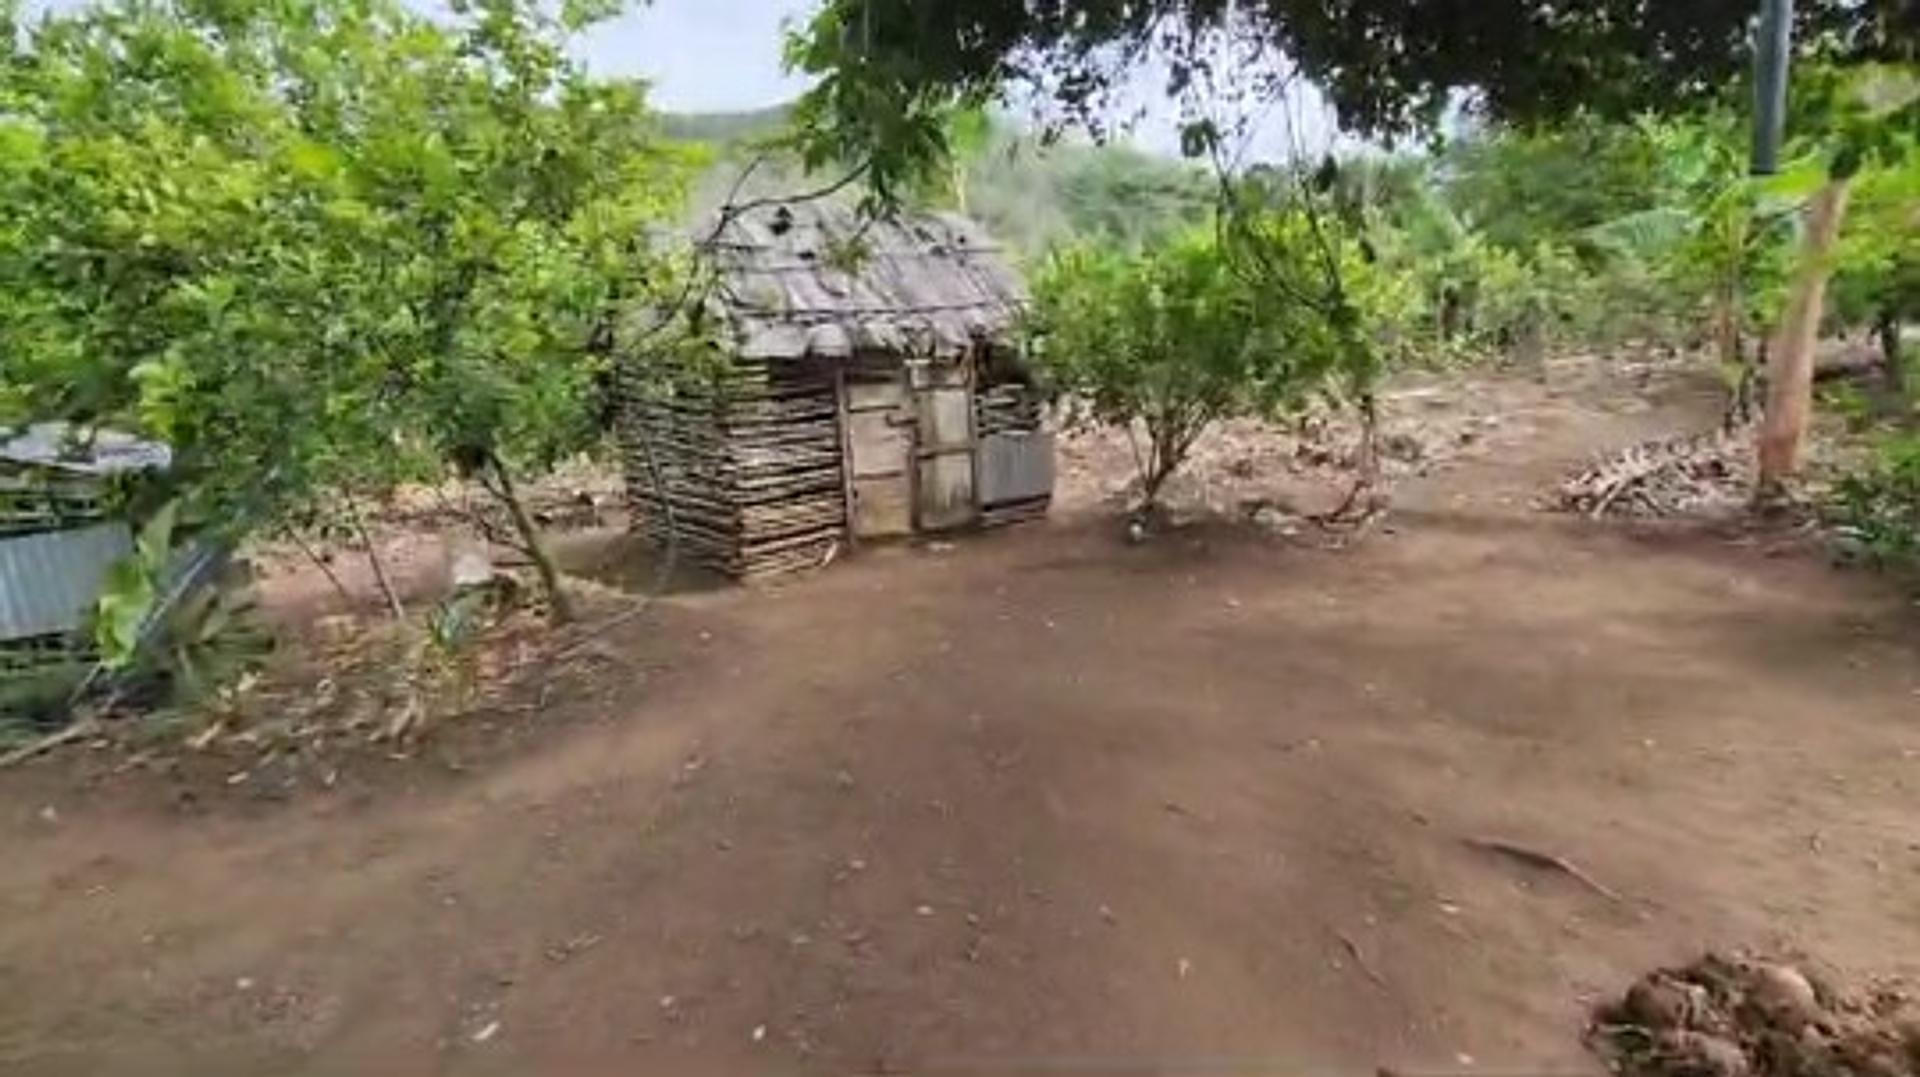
left=2, top=355, right=1918, bottom=1076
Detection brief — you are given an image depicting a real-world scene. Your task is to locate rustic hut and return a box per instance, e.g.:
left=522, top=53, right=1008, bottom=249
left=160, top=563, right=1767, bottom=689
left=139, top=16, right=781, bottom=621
left=616, top=203, right=1053, bottom=577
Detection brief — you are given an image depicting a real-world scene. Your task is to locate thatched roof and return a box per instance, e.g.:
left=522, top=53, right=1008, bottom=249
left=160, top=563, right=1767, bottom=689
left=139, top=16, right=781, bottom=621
left=698, top=202, right=1025, bottom=361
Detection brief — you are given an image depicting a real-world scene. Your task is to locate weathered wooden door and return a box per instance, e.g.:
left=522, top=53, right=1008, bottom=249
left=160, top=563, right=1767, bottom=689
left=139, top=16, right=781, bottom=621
left=912, top=361, right=977, bottom=531
left=843, top=373, right=914, bottom=537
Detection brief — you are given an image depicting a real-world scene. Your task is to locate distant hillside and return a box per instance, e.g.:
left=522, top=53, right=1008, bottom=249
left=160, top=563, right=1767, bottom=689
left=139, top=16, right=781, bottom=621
left=661, top=104, right=1213, bottom=258
left=962, top=135, right=1213, bottom=257
left=660, top=105, right=792, bottom=146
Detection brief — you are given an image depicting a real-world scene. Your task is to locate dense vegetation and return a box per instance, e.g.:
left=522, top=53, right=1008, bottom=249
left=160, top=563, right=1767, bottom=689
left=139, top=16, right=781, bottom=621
left=0, top=0, right=700, bottom=636
left=779, top=4, right=1918, bottom=562
left=0, top=0, right=1916, bottom=716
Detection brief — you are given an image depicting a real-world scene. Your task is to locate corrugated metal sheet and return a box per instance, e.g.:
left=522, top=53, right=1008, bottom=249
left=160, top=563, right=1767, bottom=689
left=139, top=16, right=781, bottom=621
left=979, top=431, right=1055, bottom=506
left=0, top=523, right=132, bottom=641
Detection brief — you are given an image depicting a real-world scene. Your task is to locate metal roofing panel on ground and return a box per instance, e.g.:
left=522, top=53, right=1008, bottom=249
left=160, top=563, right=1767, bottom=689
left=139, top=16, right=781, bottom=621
left=0, top=522, right=132, bottom=641
left=0, top=423, right=171, bottom=475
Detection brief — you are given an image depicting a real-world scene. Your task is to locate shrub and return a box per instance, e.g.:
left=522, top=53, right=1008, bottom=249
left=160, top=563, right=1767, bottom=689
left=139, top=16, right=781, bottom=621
left=1028, top=228, right=1332, bottom=508
left=1830, top=430, right=1920, bottom=578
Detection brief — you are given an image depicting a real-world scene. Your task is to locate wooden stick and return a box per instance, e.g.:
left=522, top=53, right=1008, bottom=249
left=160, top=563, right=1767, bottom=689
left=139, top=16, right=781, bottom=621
left=1335, top=930, right=1387, bottom=987
left=284, top=529, right=356, bottom=608
left=0, top=718, right=96, bottom=769
left=1462, top=835, right=1623, bottom=903
left=345, top=494, right=405, bottom=621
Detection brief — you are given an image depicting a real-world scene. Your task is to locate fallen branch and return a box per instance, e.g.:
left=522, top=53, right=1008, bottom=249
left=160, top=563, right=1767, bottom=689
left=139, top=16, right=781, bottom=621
left=1555, top=430, right=1748, bottom=520
left=283, top=528, right=356, bottom=608
left=345, top=493, right=406, bottom=621
left=1461, top=835, right=1623, bottom=903
left=0, top=718, right=98, bottom=769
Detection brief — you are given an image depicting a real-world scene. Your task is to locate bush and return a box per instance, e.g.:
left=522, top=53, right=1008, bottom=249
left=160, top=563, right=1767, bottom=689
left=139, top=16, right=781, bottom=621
left=1029, top=228, right=1336, bottom=508
left=1830, top=430, right=1920, bottom=577
left=0, top=661, right=90, bottom=729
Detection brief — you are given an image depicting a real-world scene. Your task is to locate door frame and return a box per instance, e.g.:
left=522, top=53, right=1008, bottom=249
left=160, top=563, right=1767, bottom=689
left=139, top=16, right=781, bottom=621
left=907, top=354, right=979, bottom=532
left=836, top=363, right=916, bottom=541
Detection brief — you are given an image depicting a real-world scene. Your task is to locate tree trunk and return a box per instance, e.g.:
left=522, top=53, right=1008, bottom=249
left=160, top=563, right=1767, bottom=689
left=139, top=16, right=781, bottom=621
left=1715, top=275, right=1754, bottom=432
left=487, top=453, right=574, bottom=624
left=1354, top=391, right=1380, bottom=488
left=1757, top=176, right=1852, bottom=495
left=1139, top=439, right=1179, bottom=511
left=1878, top=307, right=1905, bottom=393
left=346, top=495, right=405, bottom=621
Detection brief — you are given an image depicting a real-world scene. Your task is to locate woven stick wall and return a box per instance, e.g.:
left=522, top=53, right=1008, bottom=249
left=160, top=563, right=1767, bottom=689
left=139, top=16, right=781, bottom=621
left=0, top=468, right=109, bottom=538
left=619, top=357, right=846, bottom=577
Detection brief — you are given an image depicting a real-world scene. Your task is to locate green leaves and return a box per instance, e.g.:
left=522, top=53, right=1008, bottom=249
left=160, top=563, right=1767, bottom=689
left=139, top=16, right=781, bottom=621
left=1, top=0, right=695, bottom=553
left=93, top=498, right=177, bottom=670
left=94, top=557, right=155, bottom=671
left=1029, top=224, right=1353, bottom=501
left=1832, top=429, right=1920, bottom=579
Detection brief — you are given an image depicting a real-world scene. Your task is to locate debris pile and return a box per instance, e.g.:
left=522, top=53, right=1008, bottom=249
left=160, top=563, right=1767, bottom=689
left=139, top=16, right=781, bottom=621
left=1556, top=431, right=1751, bottom=519
left=1588, top=952, right=1920, bottom=1077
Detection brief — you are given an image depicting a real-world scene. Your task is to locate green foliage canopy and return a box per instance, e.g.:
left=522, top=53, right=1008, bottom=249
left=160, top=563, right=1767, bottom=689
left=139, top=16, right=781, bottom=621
left=1030, top=218, right=1370, bottom=504
left=785, top=0, right=1912, bottom=204
left=0, top=0, right=697, bottom=545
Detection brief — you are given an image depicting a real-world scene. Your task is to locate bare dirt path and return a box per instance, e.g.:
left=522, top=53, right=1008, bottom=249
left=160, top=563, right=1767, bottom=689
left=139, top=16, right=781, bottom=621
left=2, top=359, right=1917, bottom=1076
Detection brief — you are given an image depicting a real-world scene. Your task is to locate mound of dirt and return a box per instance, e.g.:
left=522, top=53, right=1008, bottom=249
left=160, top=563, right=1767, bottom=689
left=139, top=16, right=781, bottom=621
left=1588, top=953, right=1920, bottom=1077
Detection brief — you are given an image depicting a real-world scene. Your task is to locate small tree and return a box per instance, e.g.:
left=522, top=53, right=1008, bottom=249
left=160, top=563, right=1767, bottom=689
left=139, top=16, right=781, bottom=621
left=1029, top=228, right=1330, bottom=511
left=0, top=0, right=699, bottom=625
left=1830, top=144, right=1920, bottom=392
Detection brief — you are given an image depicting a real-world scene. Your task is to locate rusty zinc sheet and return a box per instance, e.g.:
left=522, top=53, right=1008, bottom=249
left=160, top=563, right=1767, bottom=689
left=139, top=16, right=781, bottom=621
left=978, top=431, right=1055, bottom=506
left=0, top=522, right=132, bottom=641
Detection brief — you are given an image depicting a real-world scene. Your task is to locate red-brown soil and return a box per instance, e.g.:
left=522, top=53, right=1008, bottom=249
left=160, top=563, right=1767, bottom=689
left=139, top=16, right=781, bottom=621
left=1, top=355, right=1916, bottom=1076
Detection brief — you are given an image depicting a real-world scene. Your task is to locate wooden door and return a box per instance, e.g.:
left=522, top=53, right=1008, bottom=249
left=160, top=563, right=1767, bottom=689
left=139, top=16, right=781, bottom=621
left=912, top=362, right=977, bottom=531
left=843, top=374, right=913, bottom=537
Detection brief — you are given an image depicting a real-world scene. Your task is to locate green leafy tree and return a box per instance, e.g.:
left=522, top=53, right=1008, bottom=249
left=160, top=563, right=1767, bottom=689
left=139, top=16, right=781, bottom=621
left=950, top=132, right=1214, bottom=256
left=1757, top=64, right=1919, bottom=491
left=0, top=0, right=698, bottom=625
left=1830, top=143, right=1920, bottom=390
left=784, top=0, right=1910, bottom=203
left=1031, top=213, right=1381, bottom=511
left=1031, top=230, right=1300, bottom=508
left=1442, top=118, right=1684, bottom=254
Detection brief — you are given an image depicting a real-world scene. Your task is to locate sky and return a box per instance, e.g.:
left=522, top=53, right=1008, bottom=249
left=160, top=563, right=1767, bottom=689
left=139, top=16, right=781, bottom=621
left=27, top=0, right=1342, bottom=160
left=572, top=0, right=1342, bottom=161
left=570, top=0, right=815, bottom=114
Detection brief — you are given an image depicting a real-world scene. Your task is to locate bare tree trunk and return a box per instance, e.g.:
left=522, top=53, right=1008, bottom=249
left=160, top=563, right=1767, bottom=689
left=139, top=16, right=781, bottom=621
left=1138, top=435, right=1175, bottom=511
left=1354, top=391, right=1380, bottom=489
left=1878, top=307, right=1905, bottom=394
left=1715, top=275, right=1754, bottom=432
left=486, top=452, right=574, bottom=625
left=345, top=495, right=405, bottom=621
left=1757, top=176, right=1852, bottom=496
left=1321, top=391, right=1382, bottom=522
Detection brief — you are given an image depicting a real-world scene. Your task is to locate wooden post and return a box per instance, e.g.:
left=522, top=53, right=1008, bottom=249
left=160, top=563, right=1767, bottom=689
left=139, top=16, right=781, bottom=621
left=833, top=364, right=857, bottom=549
